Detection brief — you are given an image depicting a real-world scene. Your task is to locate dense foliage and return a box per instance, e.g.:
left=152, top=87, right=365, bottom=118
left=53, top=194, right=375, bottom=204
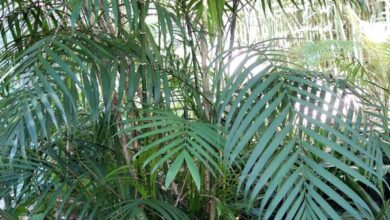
left=0, top=0, right=389, bottom=219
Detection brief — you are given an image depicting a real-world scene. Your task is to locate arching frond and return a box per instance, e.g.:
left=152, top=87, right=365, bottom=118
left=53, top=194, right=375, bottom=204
left=218, top=60, right=386, bottom=219
left=0, top=138, right=189, bottom=220
left=126, top=110, right=224, bottom=191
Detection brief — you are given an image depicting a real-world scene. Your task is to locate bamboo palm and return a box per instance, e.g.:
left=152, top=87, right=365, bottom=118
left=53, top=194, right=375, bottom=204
left=0, top=0, right=389, bottom=219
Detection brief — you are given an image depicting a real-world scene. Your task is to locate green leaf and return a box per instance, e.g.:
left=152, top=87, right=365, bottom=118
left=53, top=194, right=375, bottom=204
left=184, top=152, right=201, bottom=190
left=165, top=152, right=185, bottom=189
left=70, top=0, right=83, bottom=28
left=219, top=60, right=383, bottom=219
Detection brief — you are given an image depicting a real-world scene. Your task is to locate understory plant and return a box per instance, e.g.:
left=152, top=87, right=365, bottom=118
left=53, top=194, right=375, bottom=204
left=0, top=0, right=389, bottom=219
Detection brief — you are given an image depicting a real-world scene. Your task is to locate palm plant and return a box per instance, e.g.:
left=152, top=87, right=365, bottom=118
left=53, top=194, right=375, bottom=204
left=0, top=0, right=389, bottom=219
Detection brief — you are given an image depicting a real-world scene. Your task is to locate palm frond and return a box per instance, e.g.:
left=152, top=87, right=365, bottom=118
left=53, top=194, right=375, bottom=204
left=218, top=57, right=386, bottom=219
left=0, top=137, right=188, bottom=220
left=126, top=109, right=224, bottom=191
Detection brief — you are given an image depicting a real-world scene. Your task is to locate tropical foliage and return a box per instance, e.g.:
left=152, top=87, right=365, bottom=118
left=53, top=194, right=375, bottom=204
left=0, top=0, right=389, bottom=219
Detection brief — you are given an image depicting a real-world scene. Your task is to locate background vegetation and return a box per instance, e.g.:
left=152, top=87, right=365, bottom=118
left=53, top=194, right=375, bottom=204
left=0, top=0, right=389, bottom=219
